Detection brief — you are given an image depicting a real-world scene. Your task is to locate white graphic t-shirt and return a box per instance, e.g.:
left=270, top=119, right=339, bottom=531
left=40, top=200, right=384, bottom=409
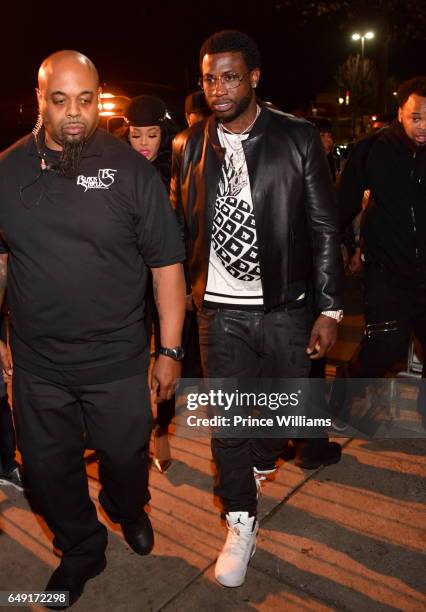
left=204, top=128, right=263, bottom=308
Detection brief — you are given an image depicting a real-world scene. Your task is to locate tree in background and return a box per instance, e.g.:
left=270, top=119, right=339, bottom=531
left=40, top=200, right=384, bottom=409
left=336, top=54, right=378, bottom=135
left=273, top=0, right=426, bottom=112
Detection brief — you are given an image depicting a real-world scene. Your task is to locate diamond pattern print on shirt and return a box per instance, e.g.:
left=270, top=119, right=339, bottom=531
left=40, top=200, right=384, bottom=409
left=212, top=158, right=260, bottom=281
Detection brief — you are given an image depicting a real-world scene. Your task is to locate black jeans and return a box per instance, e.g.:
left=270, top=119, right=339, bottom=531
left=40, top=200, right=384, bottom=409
left=333, top=264, right=426, bottom=420
left=197, top=306, right=311, bottom=516
left=357, top=265, right=426, bottom=377
left=13, top=367, right=152, bottom=575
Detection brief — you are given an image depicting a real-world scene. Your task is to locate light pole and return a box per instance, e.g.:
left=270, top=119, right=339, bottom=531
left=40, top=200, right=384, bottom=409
left=351, top=31, right=375, bottom=67
left=351, top=31, right=375, bottom=135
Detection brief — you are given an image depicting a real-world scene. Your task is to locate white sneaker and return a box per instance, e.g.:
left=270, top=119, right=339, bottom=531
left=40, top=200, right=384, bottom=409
left=215, top=511, right=258, bottom=587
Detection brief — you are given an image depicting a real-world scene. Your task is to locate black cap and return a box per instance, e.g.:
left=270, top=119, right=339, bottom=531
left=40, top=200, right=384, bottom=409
left=124, top=95, right=167, bottom=127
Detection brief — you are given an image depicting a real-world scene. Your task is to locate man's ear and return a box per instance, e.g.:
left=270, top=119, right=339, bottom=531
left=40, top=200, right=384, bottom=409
left=397, top=107, right=402, bottom=122
left=250, top=68, right=260, bottom=89
left=36, top=87, right=42, bottom=108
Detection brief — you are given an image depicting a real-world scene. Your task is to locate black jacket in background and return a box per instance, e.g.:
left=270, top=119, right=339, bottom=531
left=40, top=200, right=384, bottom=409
left=152, top=150, right=172, bottom=188
left=170, top=107, right=343, bottom=313
left=339, top=120, right=426, bottom=282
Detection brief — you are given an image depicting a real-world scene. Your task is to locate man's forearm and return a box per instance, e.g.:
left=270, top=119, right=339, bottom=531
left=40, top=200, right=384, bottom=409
left=151, top=263, right=186, bottom=346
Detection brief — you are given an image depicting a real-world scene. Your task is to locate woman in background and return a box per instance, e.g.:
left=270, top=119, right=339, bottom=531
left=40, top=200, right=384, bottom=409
left=124, top=94, right=179, bottom=186
left=123, top=95, right=180, bottom=473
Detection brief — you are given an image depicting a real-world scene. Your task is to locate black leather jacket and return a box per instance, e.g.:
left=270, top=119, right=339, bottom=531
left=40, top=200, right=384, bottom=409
left=170, top=107, right=343, bottom=312
left=339, top=120, right=426, bottom=282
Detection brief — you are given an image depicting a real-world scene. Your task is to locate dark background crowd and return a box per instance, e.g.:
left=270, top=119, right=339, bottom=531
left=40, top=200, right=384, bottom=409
left=1, top=1, right=426, bottom=147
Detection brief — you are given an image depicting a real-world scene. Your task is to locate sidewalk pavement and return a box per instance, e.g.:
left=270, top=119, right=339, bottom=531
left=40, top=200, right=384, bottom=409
left=0, top=432, right=425, bottom=612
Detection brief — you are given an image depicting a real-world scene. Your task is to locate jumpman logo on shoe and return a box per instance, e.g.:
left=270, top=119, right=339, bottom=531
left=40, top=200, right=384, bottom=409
left=234, top=514, right=246, bottom=526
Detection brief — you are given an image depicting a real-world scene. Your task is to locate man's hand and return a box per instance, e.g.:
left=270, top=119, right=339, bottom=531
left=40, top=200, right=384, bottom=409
left=0, top=339, right=13, bottom=379
left=306, top=314, right=338, bottom=359
left=348, top=248, right=364, bottom=274
left=341, top=243, right=350, bottom=269
left=151, top=355, right=181, bottom=402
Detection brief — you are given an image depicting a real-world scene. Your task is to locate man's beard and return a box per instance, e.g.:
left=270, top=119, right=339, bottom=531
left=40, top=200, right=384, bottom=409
left=57, top=138, right=86, bottom=178
left=217, top=89, right=253, bottom=125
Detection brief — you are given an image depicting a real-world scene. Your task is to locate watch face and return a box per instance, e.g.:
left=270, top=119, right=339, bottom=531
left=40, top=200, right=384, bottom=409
left=161, top=347, right=185, bottom=361
left=174, top=348, right=185, bottom=360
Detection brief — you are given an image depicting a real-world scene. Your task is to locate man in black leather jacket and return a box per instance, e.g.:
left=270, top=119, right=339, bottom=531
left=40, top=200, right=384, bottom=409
left=336, top=76, right=426, bottom=427
left=170, top=30, right=343, bottom=588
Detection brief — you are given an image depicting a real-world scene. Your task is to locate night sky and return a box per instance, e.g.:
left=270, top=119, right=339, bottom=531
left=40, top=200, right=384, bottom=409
left=1, top=1, right=425, bottom=116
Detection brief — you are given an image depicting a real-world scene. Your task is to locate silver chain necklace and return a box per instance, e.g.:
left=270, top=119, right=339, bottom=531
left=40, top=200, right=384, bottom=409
left=218, top=105, right=260, bottom=186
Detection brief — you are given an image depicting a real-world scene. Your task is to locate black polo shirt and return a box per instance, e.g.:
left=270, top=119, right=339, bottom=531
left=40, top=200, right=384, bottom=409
left=0, top=128, right=185, bottom=384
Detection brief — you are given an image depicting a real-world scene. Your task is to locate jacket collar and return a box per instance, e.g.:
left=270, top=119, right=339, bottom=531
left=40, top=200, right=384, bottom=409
left=206, top=105, right=270, bottom=155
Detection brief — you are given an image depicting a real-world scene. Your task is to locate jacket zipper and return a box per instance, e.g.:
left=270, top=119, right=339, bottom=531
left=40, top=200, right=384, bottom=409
left=410, top=152, right=419, bottom=260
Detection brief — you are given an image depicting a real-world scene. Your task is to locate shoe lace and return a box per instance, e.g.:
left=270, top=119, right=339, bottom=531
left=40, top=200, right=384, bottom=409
left=254, top=472, right=265, bottom=496
left=253, top=467, right=276, bottom=497
left=11, top=467, right=22, bottom=480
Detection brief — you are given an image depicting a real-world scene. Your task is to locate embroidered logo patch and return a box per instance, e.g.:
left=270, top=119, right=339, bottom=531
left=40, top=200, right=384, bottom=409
left=77, top=169, right=117, bottom=191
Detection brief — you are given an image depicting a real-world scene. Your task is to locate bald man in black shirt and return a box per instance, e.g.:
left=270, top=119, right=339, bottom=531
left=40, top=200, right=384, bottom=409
left=0, top=50, right=186, bottom=608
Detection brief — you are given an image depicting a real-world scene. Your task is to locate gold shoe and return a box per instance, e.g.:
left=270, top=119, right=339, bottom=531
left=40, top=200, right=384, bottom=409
left=153, top=458, right=172, bottom=473
left=153, top=427, right=172, bottom=474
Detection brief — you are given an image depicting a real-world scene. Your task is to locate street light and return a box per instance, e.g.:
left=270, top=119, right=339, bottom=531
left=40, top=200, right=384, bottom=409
left=350, top=31, right=375, bottom=137
left=351, top=31, right=375, bottom=60
left=351, top=30, right=375, bottom=85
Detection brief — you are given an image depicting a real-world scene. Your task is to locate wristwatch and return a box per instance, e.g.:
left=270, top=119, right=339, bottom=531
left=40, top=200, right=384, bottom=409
left=321, top=310, right=344, bottom=323
left=159, top=346, right=185, bottom=361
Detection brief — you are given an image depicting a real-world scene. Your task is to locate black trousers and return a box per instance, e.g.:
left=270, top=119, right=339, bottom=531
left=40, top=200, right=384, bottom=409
left=356, top=264, right=426, bottom=377
left=12, top=367, right=152, bottom=575
left=333, top=264, right=426, bottom=420
left=197, top=306, right=311, bottom=516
